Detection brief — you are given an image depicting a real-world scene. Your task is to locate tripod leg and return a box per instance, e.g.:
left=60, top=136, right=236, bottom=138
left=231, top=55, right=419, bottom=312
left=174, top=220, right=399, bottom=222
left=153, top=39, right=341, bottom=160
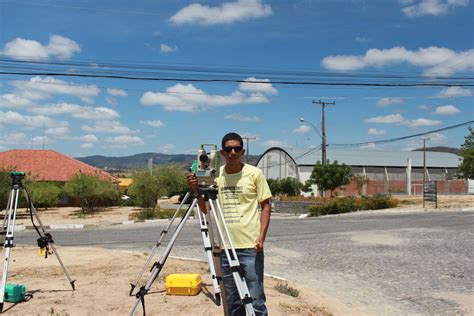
left=196, top=204, right=221, bottom=305
left=0, top=188, right=20, bottom=312
left=207, top=197, right=255, bottom=316
left=130, top=197, right=199, bottom=316
left=206, top=210, right=230, bottom=316
left=23, top=188, right=76, bottom=290
left=129, top=191, right=191, bottom=296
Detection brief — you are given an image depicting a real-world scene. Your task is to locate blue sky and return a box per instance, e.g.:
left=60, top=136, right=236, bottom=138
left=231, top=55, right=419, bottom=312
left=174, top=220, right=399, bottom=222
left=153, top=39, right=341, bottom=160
left=0, top=0, right=472, bottom=157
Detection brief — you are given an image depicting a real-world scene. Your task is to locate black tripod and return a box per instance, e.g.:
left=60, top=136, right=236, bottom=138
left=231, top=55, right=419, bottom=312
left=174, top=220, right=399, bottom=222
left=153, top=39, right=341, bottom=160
left=0, top=172, right=76, bottom=312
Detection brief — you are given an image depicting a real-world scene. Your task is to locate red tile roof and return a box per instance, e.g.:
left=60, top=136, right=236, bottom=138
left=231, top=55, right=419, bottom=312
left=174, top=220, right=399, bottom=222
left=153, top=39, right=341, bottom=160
left=0, top=149, right=116, bottom=182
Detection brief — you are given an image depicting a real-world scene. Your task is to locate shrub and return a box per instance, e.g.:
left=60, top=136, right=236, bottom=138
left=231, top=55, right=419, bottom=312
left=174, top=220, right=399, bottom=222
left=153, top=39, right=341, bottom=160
left=128, top=164, right=188, bottom=211
left=27, top=182, right=62, bottom=209
left=63, top=173, right=119, bottom=213
left=274, top=282, right=299, bottom=297
left=267, top=177, right=304, bottom=196
left=309, top=195, right=399, bottom=217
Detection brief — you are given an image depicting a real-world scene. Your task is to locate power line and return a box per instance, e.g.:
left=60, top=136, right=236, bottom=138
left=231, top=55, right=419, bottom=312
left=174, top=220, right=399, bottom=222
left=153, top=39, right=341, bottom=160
left=1, top=70, right=472, bottom=87
left=330, top=121, right=474, bottom=148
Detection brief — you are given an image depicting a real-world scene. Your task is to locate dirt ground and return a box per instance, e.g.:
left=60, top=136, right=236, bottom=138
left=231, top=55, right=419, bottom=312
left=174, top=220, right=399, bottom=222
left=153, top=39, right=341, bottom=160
left=3, top=195, right=473, bottom=315
left=2, top=246, right=331, bottom=316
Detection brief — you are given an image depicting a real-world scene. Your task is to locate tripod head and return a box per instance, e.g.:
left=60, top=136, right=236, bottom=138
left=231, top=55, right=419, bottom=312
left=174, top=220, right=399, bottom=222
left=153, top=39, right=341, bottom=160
left=10, top=172, right=25, bottom=186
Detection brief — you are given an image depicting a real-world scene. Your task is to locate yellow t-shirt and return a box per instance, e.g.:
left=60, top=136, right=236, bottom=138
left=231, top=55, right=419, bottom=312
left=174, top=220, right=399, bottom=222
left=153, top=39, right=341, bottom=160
left=214, top=164, right=272, bottom=249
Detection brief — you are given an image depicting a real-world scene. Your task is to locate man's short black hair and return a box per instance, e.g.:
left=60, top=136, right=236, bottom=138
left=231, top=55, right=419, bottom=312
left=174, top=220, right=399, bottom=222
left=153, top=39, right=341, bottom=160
left=221, top=132, right=243, bottom=148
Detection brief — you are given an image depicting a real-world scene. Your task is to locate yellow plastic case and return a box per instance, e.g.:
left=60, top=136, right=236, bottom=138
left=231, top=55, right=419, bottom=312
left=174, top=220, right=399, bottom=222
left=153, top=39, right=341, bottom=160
left=165, top=274, right=202, bottom=296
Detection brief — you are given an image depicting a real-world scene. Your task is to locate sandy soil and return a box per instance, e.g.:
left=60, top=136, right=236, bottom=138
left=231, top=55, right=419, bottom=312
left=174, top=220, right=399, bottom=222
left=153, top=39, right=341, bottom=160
left=2, top=246, right=331, bottom=316
left=3, top=195, right=472, bottom=315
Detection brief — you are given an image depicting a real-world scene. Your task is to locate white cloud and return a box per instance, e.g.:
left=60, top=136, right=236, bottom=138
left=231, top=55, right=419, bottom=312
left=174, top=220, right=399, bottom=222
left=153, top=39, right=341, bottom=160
left=405, top=132, right=448, bottom=149
left=82, top=120, right=132, bottom=134
left=107, top=88, right=128, bottom=97
left=0, top=111, right=68, bottom=128
left=140, top=83, right=269, bottom=112
left=360, top=142, right=377, bottom=149
left=105, top=135, right=145, bottom=148
left=45, top=126, right=71, bottom=137
left=403, top=118, right=442, bottom=127
left=434, top=105, right=460, bottom=115
left=141, top=120, right=165, bottom=127
left=365, top=114, right=405, bottom=124
left=419, top=104, right=430, bottom=110
left=0, top=133, right=29, bottom=146
left=436, top=86, right=472, bottom=98
left=355, top=36, right=371, bottom=43
left=160, top=44, right=178, bottom=54
left=293, top=125, right=311, bottom=134
left=377, top=97, right=405, bottom=107
left=262, top=139, right=290, bottom=148
left=80, top=134, right=98, bottom=143
left=81, top=143, right=95, bottom=149
left=402, top=0, right=469, bottom=17
left=239, top=77, right=278, bottom=95
left=170, top=0, right=272, bottom=25
left=368, top=128, right=386, bottom=135
left=106, top=97, right=118, bottom=107
left=2, top=35, right=80, bottom=59
left=158, top=144, right=176, bottom=154
left=11, top=76, right=100, bottom=103
left=224, top=113, right=260, bottom=122
left=0, top=94, right=34, bottom=108
left=31, top=103, right=120, bottom=121
left=321, top=46, right=474, bottom=76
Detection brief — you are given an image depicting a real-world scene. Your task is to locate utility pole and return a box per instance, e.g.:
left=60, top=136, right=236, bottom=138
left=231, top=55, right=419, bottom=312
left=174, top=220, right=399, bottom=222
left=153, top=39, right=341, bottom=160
left=242, top=136, right=256, bottom=164
left=422, top=137, right=429, bottom=208
left=312, top=100, right=335, bottom=165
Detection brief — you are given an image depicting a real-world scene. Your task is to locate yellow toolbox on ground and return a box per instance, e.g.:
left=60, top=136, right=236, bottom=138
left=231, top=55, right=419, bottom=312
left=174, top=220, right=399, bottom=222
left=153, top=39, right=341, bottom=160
left=165, top=274, right=202, bottom=296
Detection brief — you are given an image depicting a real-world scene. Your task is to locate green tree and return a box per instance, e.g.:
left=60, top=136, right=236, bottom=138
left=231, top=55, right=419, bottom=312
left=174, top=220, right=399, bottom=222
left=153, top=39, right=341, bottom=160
left=458, top=127, right=474, bottom=179
left=63, top=173, right=119, bottom=213
left=266, top=178, right=302, bottom=196
left=128, top=164, right=187, bottom=210
left=304, top=160, right=352, bottom=197
left=27, top=182, right=62, bottom=209
left=267, top=178, right=281, bottom=196
left=278, top=177, right=304, bottom=196
left=0, top=170, right=12, bottom=209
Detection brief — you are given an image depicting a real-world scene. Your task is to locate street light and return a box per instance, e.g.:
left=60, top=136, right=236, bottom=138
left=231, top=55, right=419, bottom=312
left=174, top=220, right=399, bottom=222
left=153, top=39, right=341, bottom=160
left=299, top=117, right=322, bottom=139
left=299, top=117, right=325, bottom=197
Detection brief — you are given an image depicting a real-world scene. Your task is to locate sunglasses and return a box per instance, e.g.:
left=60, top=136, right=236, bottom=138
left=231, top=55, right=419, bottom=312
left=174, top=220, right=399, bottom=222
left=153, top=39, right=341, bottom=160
left=223, top=146, right=243, bottom=153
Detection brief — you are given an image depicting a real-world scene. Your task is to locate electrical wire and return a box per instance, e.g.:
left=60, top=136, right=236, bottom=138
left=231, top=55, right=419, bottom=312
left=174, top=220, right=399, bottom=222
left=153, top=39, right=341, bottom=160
left=329, top=121, right=474, bottom=148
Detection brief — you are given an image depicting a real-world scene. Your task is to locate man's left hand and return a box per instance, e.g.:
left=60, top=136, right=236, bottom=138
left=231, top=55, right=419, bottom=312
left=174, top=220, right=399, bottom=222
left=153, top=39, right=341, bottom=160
left=255, top=239, right=264, bottom=252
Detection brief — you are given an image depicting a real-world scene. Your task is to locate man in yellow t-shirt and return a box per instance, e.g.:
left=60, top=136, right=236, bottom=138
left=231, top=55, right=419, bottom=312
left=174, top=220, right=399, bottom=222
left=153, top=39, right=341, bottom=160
left=187, top=132, right=272, bottom=316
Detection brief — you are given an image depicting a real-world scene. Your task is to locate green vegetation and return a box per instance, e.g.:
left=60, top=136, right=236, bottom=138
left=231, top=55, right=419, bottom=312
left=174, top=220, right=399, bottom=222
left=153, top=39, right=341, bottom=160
left=308, top=195, right=399, bottom=217
left=129, top=207, right=188, bottom=220
left=267, top=177, right=304, bottom=196
left=63, top=173, right=119, bottom=213
left=457, top=127, right=473, bottom=179
left=274, top=282, right=299, bottom=297
left=27, top=182, right=62, bottom=209
left=353, top=174, right=370, bottom=195
left=304, top=160, right=352, bottom=196
left=128, top=164, right=188, bottom=210
left=0, top=169, right=12, bottom=209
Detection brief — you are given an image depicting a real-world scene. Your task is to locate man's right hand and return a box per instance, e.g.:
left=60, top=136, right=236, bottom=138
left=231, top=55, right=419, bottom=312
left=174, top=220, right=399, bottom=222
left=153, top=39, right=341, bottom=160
left=187, top=173, right=199, bottom=193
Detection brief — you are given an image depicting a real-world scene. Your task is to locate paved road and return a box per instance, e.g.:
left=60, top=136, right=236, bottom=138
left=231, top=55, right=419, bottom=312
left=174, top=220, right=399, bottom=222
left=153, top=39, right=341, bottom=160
left=15, top=210, right=474, bottom=315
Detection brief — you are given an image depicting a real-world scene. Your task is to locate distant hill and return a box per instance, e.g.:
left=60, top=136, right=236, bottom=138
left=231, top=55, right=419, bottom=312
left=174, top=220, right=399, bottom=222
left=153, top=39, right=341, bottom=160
left=76, top=152, right=260, bottom=172
left=412, top=146, right=461, bottom=156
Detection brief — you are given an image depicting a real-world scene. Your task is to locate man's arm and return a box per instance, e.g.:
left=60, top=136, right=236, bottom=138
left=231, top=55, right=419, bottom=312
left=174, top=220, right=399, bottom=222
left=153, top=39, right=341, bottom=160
left=255, top=198, right=271, bottom=252
left=186, top=173, right=207, bottom=213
